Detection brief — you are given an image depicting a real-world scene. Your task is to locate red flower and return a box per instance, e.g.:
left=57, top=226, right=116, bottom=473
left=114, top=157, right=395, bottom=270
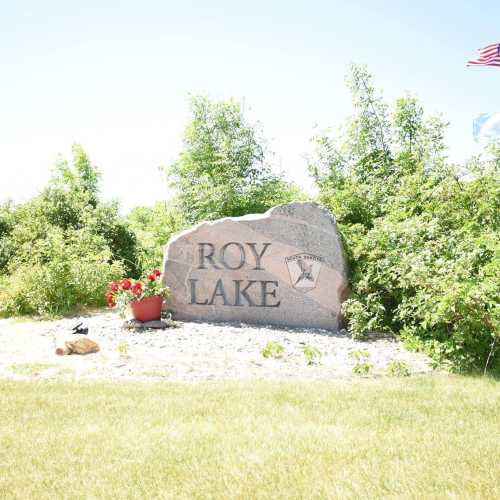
left=153, top=269, right=161, bottom=277
left=121, top=278, right=132, bottom=290
left=131, top=282, right=142, bottom=296
left=110, top=282, right=119, bottom=292
left=106, top=292, right=115, bottom=307
left=147, top=274, right=156, bottom=282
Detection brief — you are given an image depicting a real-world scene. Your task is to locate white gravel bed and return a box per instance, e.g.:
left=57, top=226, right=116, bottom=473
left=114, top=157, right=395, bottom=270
left=0, top=311, right=433, bottom=382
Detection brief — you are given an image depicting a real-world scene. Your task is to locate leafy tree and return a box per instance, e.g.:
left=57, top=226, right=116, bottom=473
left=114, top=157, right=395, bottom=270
left=167, top=95, right=304, bottom=224
left=35, top=145, right=140, bottom=276
left=0, top=202, right=16, bottom=273
left=128, top=201, right=184, bottom=270
left=309, top=64, right=499, bottom=373
left=52, top=143, right=100, bottom=206
left=0, top=144, right=140, bottom=316
left=345, top=64, right=393, bottom=180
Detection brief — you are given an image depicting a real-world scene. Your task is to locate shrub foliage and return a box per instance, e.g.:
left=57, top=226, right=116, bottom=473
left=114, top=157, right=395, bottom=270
left=1, top=82, right=498, bottom=375
left=127, top=201, right=184, bottom=271
left=166, top=95, right=303, bottom=225
left=309, top=64, right=499, bottom=372
left=0, top=145, right=138, bottom=316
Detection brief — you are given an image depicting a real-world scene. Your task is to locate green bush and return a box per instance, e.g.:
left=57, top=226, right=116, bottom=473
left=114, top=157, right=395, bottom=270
left=339, top=166, right=499, bottom=373
left=83, top=202, right=140, bottom=278
left=310, top=65, right=500, bottom=373
left=261, top=341, right=285, bottom=359
left=303, top=346, right=322, bottom=365
left=386, top=360, right=411, bottom=377
left=166, top=95, right=305, bottom=225
left=127, top=201, right=185, bottom=271
left=352, top=362, right=373, bottom=376
left=0, top=202, right=16, bottom=273
left=0, top=228, right=124, bottom=317
left=0, top=144, right=138, bottom=317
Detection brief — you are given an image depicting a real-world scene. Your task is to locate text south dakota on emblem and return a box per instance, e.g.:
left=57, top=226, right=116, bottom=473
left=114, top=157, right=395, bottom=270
left=285, top=254, right=325, bottom=263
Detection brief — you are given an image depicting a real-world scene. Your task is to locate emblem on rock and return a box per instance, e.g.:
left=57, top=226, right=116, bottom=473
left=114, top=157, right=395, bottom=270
left=285, top=253, right=324, bottom=291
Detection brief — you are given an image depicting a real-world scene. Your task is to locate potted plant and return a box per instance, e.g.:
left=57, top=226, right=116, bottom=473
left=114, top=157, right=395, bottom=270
left=106, top=269, right=170, bottom=322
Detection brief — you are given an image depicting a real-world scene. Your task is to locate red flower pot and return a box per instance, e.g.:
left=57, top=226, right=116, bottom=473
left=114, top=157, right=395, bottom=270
left=131, top=295, right=163, bottom=322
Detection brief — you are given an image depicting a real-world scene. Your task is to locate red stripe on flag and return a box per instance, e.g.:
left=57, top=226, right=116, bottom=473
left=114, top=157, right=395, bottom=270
left=466, top=43, right=500, bottom=67
left=478, top=54, right=500, bottom=63
left=467, top=61, right=500, bottom=67
left=480, top=42, right=500, bottom=50
left=479, top=49, right=498, bottom=58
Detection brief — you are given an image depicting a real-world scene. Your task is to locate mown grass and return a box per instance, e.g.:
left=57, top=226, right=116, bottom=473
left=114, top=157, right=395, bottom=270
left=0, top=375, right=499, bottom=499
left=9, top=363, right=58, bottom=376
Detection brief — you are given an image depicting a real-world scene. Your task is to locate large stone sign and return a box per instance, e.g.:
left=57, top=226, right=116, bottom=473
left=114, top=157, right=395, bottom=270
left=162, top=202, right=349, bottom=330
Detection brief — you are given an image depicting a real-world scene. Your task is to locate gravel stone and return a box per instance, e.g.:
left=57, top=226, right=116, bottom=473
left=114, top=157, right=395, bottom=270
left=0, top=310, right=434, bottom=382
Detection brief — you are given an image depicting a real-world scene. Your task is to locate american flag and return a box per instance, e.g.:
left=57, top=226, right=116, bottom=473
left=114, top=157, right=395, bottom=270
left=467, top=42, right=500, bottom=67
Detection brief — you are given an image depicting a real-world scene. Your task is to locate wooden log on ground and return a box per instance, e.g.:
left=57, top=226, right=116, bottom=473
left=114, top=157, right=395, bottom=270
left=55, top=337, right=100, bottom=356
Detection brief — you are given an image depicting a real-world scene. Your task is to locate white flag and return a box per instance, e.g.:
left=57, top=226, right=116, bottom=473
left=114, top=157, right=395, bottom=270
left=473, top=112, right=500, bottom=143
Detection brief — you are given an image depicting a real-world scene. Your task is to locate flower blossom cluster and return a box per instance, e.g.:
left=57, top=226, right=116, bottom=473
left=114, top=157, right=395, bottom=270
left=106, top=269, right=163, bottom=307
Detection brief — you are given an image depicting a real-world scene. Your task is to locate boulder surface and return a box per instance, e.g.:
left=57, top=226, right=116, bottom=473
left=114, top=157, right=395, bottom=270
left=162, top=202, right=349, bottom=330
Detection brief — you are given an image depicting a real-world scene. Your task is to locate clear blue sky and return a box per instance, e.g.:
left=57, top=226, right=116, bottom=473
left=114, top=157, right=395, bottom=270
left=1, top=0, right=499, bottom=211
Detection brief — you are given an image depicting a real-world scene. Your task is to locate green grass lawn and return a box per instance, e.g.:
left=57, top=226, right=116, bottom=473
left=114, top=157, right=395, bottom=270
left=1, top=375, right=499, bottom=499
